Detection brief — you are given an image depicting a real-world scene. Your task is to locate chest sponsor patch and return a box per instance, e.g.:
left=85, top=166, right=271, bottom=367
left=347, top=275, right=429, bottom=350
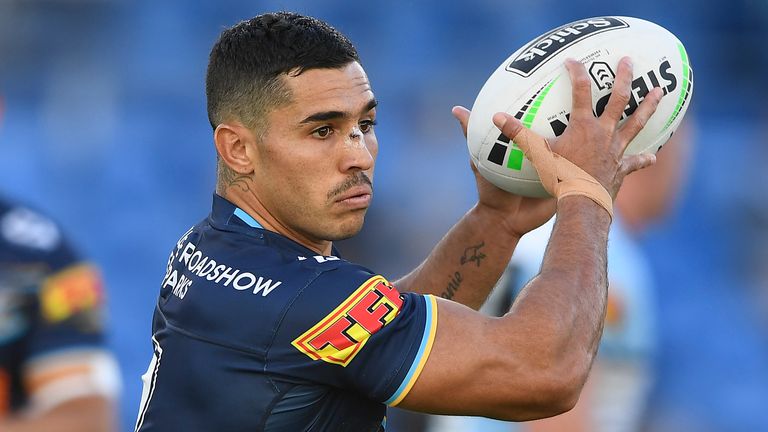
left=292, top=275, right=403, bottom=367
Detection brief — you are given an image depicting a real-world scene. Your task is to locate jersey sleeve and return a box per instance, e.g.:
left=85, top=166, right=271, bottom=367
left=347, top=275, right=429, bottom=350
left=0, top=204, right=119, bottom=411
left=0, top=204, right=109, bottom=357
left=24, top=228, right=117, bottom=405
left=272, top=266, right=437, bottom=407
left=30, top=261, right=107, bottom=357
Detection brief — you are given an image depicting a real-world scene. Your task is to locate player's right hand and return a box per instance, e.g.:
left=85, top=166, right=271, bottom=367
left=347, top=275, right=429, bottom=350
left=492, top=57, right=662, bottom=199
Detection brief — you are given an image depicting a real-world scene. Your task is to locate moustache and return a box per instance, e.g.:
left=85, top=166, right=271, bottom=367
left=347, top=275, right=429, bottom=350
left=328, top=172, right=373, bottom=200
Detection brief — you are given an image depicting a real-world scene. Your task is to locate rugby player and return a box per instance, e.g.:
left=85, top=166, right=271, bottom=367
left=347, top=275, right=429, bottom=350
left=135, top=12, right=662, bottom=431
left=0, top=196, right=120, bottom=431
left=0, top=99, right=120, bottom=431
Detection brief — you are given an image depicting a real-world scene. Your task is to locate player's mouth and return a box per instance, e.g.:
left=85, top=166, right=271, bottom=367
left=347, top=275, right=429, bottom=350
left=334, top=186, right=372, bottom=209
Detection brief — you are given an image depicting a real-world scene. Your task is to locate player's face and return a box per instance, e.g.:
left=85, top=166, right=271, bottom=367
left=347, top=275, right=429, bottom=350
left=252, top=62, right=378, bottom=244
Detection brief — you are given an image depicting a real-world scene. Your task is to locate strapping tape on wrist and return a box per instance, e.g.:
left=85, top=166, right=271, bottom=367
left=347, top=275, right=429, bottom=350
left=510, top=127, right=613, bottom=219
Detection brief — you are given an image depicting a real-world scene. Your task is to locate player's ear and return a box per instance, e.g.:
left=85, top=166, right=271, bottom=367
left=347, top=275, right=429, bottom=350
left=214, top=122, right=256, bottom=174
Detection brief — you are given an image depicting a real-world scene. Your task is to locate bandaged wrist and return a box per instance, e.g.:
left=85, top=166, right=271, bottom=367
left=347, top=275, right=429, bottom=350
left=510, top=128, right=613, bottom=219
left=555, top=173, right=614, bottom=219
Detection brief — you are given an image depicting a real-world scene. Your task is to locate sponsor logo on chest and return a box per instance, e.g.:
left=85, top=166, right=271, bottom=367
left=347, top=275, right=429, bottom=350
left=162, top=240, right=282, bottom=300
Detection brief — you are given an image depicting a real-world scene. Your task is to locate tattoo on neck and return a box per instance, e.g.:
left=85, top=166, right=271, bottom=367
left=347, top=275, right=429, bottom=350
left=227, top=174, right=252, bottom=193
left=440, top=271, right=463, bottom=300
left=460, top=241, right=486, bottom=267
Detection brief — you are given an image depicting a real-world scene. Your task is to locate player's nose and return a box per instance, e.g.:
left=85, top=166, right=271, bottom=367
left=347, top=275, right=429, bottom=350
left=339, top=129, right=374, bottom=172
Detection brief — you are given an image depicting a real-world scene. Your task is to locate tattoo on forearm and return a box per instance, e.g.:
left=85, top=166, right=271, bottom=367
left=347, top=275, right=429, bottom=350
left=440, top=242, right=484, bottom=300
left=460, top=241, right=486, bottom=267
left=440, top=271, right=463, bottom=300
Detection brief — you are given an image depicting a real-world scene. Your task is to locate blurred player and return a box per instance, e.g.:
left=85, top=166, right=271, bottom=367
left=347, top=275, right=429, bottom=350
left=134, top=12, right=662, bottom=431
left=0, top=196, right=121, bottom=431
left=0, top=100, right=120, bottom=431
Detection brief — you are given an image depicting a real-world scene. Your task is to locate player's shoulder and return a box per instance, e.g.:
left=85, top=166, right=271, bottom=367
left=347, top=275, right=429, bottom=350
left=299, top=256, right=385, bottom=302
left=286, top=257, right=405, bottom=336
left=161, top=219, right=373, bottom=308
left=280, top=259, right=413, bottom=369
left=174, top=221, right=353, bottom=279
left=0, top=197, right=101, bottom=325
left=0, top=196, right=65, bottom=254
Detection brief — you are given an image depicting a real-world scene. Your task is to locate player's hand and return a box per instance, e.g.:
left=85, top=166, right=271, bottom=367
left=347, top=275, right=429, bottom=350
left=492, top=57, right=661, bottom=200
left=453, top=106, right=556, bottom=239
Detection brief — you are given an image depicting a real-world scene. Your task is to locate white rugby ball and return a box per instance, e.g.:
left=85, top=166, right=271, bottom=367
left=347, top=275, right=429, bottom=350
left=467, top=16, right=693, bottom=197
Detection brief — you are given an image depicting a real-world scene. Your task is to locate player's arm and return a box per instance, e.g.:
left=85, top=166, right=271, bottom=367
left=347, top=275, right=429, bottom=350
left=2, top=323, right=120, bottom=432
left=523, top=367, right=595, bottom=432
left=1, top=396, right=114, bottom=432
left=394, top=202, right=531, bottom=309
left=398, top=197, right=609, bottom=420
left=6, top=259, right=119, bottom=431
left=394, top=111, right=555, bottom=310
left=396, top=58, right=662, bottom=419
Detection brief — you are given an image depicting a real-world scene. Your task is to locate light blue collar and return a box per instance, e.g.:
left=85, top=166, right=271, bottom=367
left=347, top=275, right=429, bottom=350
left=233, top=207, right=263, bottom=229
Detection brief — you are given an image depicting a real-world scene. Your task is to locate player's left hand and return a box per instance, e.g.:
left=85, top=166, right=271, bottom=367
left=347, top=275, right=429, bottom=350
left=453, top=106, right=556, bottom=239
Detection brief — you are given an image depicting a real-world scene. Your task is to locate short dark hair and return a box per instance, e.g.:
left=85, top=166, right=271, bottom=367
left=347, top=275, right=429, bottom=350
left=205, top=12, right=360, bottom=131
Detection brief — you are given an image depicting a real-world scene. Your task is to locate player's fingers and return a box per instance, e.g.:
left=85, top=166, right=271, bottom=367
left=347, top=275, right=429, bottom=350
left=565, top=59, right=594, bottom=118
left=600, top=57, right=634, bottom=124
left=616, top=87, right=664, bottom=153
left=492, top=112, right=526, bottom=151
left=452, top=105, right=471, bottom=138
left=619, top=153, right=656, bottom=178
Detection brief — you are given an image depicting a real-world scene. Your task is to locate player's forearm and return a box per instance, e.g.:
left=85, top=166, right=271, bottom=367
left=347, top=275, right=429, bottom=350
left=540, top=196, right=609, bottom=354
left=396, top=199, right=612, bottom=420
left=503, top=197, right=610, bottom=394
left=1, top=396, right=115, bottom=432
left=394, top=203, right=521, bottom=309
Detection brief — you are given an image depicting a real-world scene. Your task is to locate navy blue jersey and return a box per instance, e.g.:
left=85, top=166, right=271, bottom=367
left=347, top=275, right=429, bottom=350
left=135, top=195, right=438, bottom=432
left=0, top=196, right=107, bottom=416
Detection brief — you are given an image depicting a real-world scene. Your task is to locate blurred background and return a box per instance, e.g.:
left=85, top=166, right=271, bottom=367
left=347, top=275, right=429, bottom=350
left=0, top=0, right=766, bottom=430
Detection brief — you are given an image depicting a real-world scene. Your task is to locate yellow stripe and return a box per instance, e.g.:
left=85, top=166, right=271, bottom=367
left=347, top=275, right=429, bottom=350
left=389, top=295, right=438, bottom=406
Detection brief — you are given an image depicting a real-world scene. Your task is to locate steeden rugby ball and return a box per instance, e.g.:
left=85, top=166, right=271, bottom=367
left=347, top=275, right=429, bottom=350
left=467, top=16, right=693, bottom=197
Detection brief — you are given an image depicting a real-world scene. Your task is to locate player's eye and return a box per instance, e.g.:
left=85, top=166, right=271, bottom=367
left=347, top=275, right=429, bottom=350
left=359, top=120, right=377, bottom=134
left=312, top=126, right=333, bottom=139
